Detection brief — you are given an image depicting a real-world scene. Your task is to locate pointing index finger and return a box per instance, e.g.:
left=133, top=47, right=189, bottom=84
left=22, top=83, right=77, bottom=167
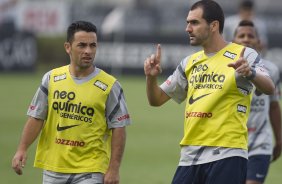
left=240, top=47, right=246, bottom=58
left=156, top=44, right=161, bottom=61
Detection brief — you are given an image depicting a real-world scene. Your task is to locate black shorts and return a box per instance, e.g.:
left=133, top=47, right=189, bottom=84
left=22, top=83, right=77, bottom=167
left=247, top=155, right=271, bottom=183
left=172, top=157, right=247, bottom=184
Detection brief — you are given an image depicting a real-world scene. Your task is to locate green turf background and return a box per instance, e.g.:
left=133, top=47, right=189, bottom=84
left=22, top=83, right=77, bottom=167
left=1, top=72, right=281, bottom=183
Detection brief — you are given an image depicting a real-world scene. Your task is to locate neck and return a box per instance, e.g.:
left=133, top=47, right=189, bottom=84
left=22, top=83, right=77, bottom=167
left=69, top=65, right=95, bottom=78
left=203, top=34, right=228, bottom=54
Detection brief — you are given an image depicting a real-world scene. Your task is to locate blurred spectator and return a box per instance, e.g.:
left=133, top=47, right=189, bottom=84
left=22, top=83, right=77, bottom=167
left=224, top=0, right=268, bottom=53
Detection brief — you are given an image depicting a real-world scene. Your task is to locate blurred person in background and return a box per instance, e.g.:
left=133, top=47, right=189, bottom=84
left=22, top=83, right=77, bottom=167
left=224, top=0, right=268, bottom=55
left=144, top=0, right=274, bottom=183
left=12, top=20, right=131, bottom=184
left=233, top=20, right=282, bottom=184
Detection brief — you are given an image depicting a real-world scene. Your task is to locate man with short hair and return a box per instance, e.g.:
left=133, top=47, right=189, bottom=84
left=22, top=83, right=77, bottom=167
left=144, top=1, right=274, bottom=183
left=12, top=20, right=131, bottom=184
left=233, top=20, right=282, bottom=184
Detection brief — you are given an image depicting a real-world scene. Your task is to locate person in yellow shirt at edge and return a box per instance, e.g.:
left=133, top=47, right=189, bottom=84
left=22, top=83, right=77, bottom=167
left=144, top=1, right=274, bottom=184
left=12, top=20, right=131, bottom=184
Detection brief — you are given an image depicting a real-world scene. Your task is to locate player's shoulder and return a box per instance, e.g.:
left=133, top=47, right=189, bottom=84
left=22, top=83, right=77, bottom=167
left=50, top=65, right=68, bottom=73
left=96, top=67, right=117, bottom=83
left=41, top=70, right=52, bottom=83
left=241, top=47, right=260, bottom=64
left=181, top=55, right=191, bottom=66
left=187, top=50, right=204, bottom=62
left=244, top=46, right=258, bottom=56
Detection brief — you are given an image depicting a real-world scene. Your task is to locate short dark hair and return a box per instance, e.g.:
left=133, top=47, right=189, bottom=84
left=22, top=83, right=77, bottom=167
left=234, top=20, right=258, bottom=37
left=238, top=19, right=255, bottom=27
left=67, top=21, right=97, bottom=43
left=191, top=0, right=225, bottom=34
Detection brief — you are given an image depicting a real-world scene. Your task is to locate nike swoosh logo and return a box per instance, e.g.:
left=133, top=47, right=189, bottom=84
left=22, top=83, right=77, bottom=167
left=57, top=124, right=79, bottom=131
left=189, top=93, right=212, bottom=105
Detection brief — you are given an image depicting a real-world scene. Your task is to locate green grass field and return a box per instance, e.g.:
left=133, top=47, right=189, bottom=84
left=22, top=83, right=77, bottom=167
left=1, top=72, right=281, bottom=183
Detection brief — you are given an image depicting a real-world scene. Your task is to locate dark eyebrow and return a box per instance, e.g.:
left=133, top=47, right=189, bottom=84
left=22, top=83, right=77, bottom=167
left=77, top=42, right=97, bottom=46
left=187, top=19, right=199, bottom=24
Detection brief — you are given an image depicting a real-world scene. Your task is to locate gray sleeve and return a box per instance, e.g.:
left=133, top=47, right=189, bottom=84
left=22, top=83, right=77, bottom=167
left=160, top=57, right=188, bottom=104
left=27, top=71, right=50, bottom=120
left=244, top=47, right=269, bottom=77
left=235, top=48, right=270, bottom=94
left=106, top=81, right=131, bottom=129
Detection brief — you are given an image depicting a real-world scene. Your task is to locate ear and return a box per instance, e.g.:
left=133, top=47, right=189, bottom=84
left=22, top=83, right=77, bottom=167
left=64, top=42, right=71, bottom=54
left=210, top=21, right=219, bottom=32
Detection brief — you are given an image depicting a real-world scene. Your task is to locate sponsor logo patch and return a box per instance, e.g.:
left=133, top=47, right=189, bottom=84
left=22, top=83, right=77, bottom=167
left=189, top=64, right=226, bottom=89
left=52, top=90, right=94, bottom=123
left=192, top=53, right=203, bottom=64
left=186, top=111, right=212, bottom=118
left=165, top=79, right=171, bottom=85
left=55, top=137, right=85, bottom=147
left=117, top=114, right=130, bottom=121
left=237, top=104, right=247, bottom=113
left=57, top=123, right=80, bottom=131
left=29, top=105, right=36, bottom=110
left=223, top=51, right=237, bottom=60
left=54, top=73, right=66, bottom=82
left=94, top=80, right=108, bottom=91
left=238, top=87, right=249, bottom=95
left=248, top=127, right=256, bottom=132
left=189, top=93, right=212, bottom=104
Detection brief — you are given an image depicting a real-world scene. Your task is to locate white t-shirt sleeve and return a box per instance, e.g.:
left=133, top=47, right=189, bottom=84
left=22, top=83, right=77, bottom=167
left=160, top=57, right=189, bottom=104
left=106, top=81, right=131, bottom=129
left=243, top=47, right=270, bottom=77
left=27, top=71, right=50, bottom=120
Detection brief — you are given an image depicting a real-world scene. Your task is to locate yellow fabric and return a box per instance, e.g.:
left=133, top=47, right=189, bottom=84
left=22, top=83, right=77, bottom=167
left=181, top=43, right=252, bottom=150
left=34, top=65, right=116, bottom=173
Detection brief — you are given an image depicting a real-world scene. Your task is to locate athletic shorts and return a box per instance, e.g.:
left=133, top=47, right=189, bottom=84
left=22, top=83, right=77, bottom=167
left=43, top=170, right=103, bottom=184
left=172, top=156, right=247, bottom=184
left=247, top=155, right=271, bottom=183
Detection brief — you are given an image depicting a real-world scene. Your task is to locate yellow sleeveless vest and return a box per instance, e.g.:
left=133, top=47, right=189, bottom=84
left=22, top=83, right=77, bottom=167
left=34, top=65, right=116, bottom=173
left=181, top=43, right=251, bottom=149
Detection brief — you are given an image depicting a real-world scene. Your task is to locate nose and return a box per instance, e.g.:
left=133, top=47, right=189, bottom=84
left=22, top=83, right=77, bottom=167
left=185, top=24, right=192, bottom=33
left=242, top=36, right=251, bottom=44
left=84, top=46, right=92, bottom=54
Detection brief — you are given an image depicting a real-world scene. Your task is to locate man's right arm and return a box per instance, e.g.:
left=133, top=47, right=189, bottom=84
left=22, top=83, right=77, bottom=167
left=269, top=101, right=282, bottom=161
left=12, top=71, right=49, bottom=175
left=144, top=44, right=170, bottom=106
left=146, top=76, right=170, bottom=106
left=12, top=117, right=44, bottom=175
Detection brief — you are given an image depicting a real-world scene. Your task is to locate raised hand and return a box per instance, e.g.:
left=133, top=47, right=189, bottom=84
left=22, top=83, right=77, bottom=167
left=227, top=47, right=252, bottom=77
left=144, top=44, right=162, bottom=77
